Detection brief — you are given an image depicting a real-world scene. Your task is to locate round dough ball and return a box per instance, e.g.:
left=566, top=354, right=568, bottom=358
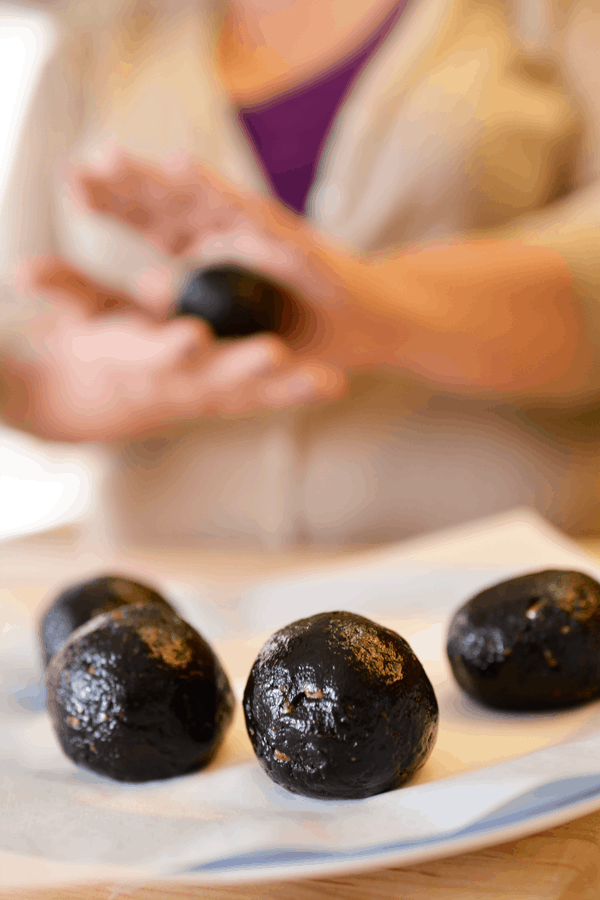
left=447, top=569, right=600, bottom=710
left=46, top=604, right=234, bottom=782
left=243, top=611, right=438, bottom=800
left=40, top=575, right=175, bottom=666
left=176, top=266, right=292, bottom=337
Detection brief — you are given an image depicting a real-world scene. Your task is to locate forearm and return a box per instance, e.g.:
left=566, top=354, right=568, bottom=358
left=469, top=188, right=600, bottom=401
left=314, top=233, right=592, bottom=403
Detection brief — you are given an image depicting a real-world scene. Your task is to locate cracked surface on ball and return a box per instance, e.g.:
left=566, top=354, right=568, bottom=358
left=46, top=604, right=234, bottom=782
left=243, top=611, right=438, bottom=800
left=447, top=569, right=600, bottom=710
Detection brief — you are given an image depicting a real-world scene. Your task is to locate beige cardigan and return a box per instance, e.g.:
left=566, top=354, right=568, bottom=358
left=2, top=0, right=600, bottom=546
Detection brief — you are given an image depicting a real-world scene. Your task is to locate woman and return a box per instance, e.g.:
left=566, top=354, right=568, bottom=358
left=2, top=0, right=600, bottom=546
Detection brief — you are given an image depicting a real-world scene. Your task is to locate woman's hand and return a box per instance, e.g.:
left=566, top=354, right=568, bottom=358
left=70, top=148, right=347, bottom=319
left=72, top=150, right=406, bottom=368
left=0, top=257, right=344, bottom=442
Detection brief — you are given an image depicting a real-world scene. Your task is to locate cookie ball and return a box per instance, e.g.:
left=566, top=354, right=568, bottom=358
left=46, top=604, right=234, bottom=782
left=447, top=569, right=600, bottom=710
left=243, top=611, right=438, bottom=800
left=176, top=266, right=291, bottom=337
left=40, top=575, right=175, bottom=667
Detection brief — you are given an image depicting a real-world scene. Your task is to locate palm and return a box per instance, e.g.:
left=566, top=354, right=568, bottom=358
left=2, top=259, right=343, bottom=442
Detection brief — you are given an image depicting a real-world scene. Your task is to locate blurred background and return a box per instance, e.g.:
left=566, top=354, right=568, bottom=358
left=0, top=5, right=100, bottom=543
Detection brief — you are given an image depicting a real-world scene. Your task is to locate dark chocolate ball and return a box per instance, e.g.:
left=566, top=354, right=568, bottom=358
left=175, top=266, right=291, bottom=338
left=243, top=611, right=438, bottom=800
left=46, top=604, right=234, bottom=782
left=447, top=569, right=600, bottom=711
left=40, top=576, right=176, bottom=667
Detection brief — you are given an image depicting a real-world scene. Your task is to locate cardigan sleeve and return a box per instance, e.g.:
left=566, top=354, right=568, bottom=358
left=467, top=0, right=600, bottom=393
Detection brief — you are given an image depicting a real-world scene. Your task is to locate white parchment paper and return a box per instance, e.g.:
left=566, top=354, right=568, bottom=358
left=3, top=509, right=600, bottom=886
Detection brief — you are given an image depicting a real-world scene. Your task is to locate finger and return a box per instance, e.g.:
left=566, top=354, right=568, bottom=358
left=257, top=361, right=346, bottom=409
left=198, top=334, right=287, bottom=383
left=74, top=154, right=327, bottom=302
left=76, top=156, right=238, bottom=253
left=82, top=171, right=200, bottom=258
left=75, top=155, right=301, bottom=271
left=22, top=253, right=180, bottom=322
left=66, top=314, right=213, bottom=375
left=199, top=358, right=347, bottom=416
left=165, top=333, right=346, bottom=418
left=21, top=256, right=133, bottom=316
left=31, top=315, right=215, bottom=441
left=127, top=264, right=178, bottom=318
left=164, top=333, right=287, bottom=412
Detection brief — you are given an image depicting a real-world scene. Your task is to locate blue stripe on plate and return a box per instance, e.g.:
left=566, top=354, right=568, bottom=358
left=182, top=774, right=600, bottom=875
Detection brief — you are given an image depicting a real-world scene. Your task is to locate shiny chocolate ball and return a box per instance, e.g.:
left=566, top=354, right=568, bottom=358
left=447, top=569, right=600, bottom=710
left=46, top=604, right=234, bottom=782
left=244, top=611, right=438, bottom=800
left=40, top=575, right=175, bottom=667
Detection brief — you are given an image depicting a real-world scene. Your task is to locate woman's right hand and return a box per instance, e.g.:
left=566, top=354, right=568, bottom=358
left=70, top=149, right=402, bottom=371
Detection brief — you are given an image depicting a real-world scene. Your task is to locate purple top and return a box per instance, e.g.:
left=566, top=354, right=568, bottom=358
left=239, top=2, right=408, bottom=214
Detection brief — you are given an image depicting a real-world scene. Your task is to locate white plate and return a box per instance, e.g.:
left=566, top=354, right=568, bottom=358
left=3, top=510, right=600, bottom=889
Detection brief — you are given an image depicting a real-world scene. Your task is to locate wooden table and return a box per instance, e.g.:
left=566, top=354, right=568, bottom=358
left=3, top=526, right=600, bottom=900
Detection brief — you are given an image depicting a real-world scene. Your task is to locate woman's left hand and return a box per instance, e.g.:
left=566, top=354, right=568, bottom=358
left=0, top=256, right=344, bottom=442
